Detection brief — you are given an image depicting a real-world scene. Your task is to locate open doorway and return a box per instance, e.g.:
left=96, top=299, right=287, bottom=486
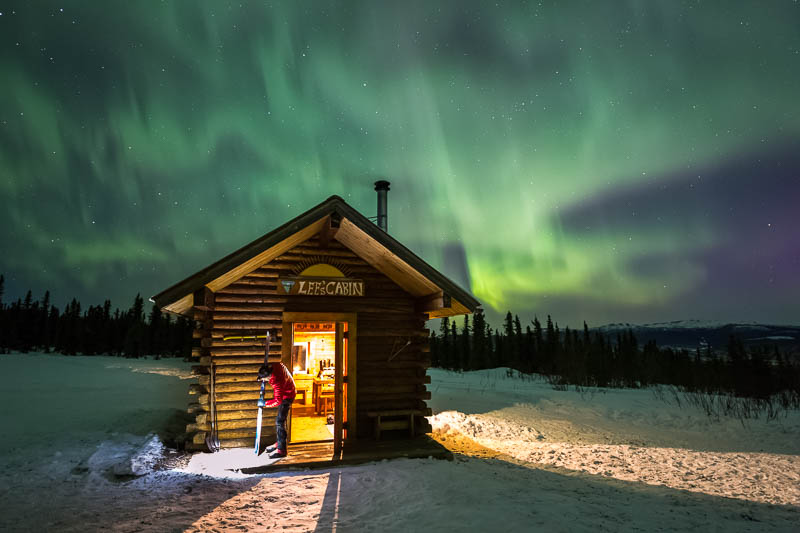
left=290, top=322, right=338, bottom=443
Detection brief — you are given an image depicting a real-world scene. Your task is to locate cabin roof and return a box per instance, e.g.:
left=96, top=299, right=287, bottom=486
left=150, top=195, right=480, bottom=318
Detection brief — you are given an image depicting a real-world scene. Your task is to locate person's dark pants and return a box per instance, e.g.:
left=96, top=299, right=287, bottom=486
left=275, top=398, right=293, bottom=452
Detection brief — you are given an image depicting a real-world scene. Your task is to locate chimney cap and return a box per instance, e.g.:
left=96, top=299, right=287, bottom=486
left=374, top=180, right=391, bottom=191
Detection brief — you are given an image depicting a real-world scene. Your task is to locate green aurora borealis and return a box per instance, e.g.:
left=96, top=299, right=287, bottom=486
left=1, top=1, right=799, bottom=326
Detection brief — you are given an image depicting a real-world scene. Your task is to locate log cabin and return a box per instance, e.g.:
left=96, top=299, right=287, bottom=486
left=151, top=182, right=479, bottom=455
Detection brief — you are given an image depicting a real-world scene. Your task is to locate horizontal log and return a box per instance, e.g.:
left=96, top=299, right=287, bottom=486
left=212, top=303, right=283, bottom=312
left=357, top=329, right=429, bottom=338
left=213, top=294, right=288, bottom=304
left=358, top=391, right=431, bottom=401
left=359, top=311, right=427, bottom=320
left=215, top=364, right=270, bottom=375
left=204, top=357, right=279, bottom=367
left=241, top=270, right=279, bottom=279
left=213, top=427, right=270, bottom=440
left=205, top=356, right=268, bottom=366
left=195, top=399, right=275, bottom=412
left=358, top=352, right=425, bottom=364
left=191, top=348, right=209, bottom=358
left=207, top=381, right=262, bottom=393
left=258, top=261, right=378, bottom=272
left=215, top=286, right=277, bottom=295
left=356, top=366, right=425, bottom=376
left=204, top=354, right=265, bottom=364
left=205, top=330, right=284, bottom=339
left=359, top=384, right=426, bottom=395
left=357, top=376, right=430, bottom=388
left=196, top=409, right=260, bottom=424
left=220, top=438, right=266, bottom=449
left=358, top=348, right=423, bottom=359
left=356, top=399, right=427, bottom=413
left=192, top=427, right=277, bottom=445
left=227, top=278, right=279, bottom=288
left=276, top=254, right=371, bottom=266
left=208, top=346, right=281, bottom=355
left=358, top=322, right=427, bottom=332
left=209, top=311, right=283, bottom=321
left=213, top=320, right=283, bottom=330
left=356, top=338, right=430, bottom=348
left=280, top=246, right=359, bottom=258
left=284, top=297, right=414, bottom=308
left=199, top=389, right=274, bottom=403
left=189, top=417, right=259, bottom=432
left=205, top=337, right=284, bottom=348
left=198, top=373, right=260, bottom=386
left=358, top=360, right=431, bottom=369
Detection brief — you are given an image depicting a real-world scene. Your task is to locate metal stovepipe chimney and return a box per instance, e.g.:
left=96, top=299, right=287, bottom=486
left=374, top=180, right=390, bottom=232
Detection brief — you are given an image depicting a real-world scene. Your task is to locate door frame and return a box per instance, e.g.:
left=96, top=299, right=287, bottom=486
left=281, top=312, right=357, bottom=451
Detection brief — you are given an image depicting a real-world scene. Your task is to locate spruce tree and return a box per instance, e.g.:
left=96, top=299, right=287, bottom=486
left=40, top=291, right=51, bottom=351
left=503, top=312, right=516, bottom=367
left=513, top=315, right=523, bottom=370
left=471, top=308, right=487, bottom=370
left=524, top=325, right=534, bottom=372
left=460, top=314, right=471, bottom=370
left=439, top=317, right=451, bottom=369
left=450, top=321, right=458, bottom=370
left=430, top=331, right=440, bottom=368
left=532, top=317, right=543, bottom=367
left=148, top=303, right=162, bottom=356
left=494, top=328, right=504, bottom=367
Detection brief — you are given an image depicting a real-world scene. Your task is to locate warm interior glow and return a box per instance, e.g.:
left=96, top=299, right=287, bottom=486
left=291, top=322, right=337, bottom=443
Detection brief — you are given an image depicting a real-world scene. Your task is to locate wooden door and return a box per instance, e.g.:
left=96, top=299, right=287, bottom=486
left=333, top=322, right=344, bottom=456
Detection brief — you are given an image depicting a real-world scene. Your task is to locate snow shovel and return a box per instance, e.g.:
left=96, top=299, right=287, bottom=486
left=205, top=362, right=221, bottom=453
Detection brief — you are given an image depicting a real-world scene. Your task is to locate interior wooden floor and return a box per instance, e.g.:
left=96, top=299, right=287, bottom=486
left=291, top=414, right=334, bottom=443
left=239, top=435, right=453, bottom=474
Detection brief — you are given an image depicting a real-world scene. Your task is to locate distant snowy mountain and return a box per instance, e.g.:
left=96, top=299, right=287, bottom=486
left=594, top=320, right=800, bottom=354
left=597, top=319, right=770, bottom=331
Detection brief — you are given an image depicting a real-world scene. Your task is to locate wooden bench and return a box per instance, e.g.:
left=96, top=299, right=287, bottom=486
left=366, top=409, right=425, bottom=440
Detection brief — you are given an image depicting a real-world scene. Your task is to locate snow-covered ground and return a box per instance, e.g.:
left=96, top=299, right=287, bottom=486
left=1, top=354, right=798, bottom=532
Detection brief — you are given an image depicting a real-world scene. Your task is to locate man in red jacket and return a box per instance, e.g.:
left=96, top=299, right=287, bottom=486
left=257, top=362, right=296, bottom=458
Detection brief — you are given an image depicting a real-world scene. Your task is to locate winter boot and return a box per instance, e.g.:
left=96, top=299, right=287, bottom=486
left=268, top=449, right=287, bottom=459
left=265, top=443, right=278, bottom=453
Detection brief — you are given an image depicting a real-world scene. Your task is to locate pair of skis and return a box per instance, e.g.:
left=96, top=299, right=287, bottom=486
left=254, top=331, right=271, bottom=454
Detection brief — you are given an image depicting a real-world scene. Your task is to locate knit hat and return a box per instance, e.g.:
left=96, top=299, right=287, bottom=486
left=256, top=364, right=272, bottom=380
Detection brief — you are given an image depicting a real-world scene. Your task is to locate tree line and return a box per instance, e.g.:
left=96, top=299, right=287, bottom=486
left=0, top=275, right=192, bottom=357
left=431, top=309, right=800, bottom=404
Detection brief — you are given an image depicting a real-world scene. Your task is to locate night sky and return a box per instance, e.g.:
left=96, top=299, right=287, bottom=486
left=1, top=1, right=798, bottom=327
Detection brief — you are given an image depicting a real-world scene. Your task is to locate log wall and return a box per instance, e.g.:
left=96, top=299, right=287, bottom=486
left=188, top=235, right=432, bottom=449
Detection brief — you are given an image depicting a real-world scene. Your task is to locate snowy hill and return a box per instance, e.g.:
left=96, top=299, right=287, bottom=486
left=594, top=320, right=800, bottom=354
left=1, top=354, right=798, bottom=532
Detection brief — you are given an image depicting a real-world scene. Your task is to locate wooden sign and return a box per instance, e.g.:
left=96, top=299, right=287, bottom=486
left=278, top=277, right=364, bottom=297
left=294, top=322, right=335, bottom=332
